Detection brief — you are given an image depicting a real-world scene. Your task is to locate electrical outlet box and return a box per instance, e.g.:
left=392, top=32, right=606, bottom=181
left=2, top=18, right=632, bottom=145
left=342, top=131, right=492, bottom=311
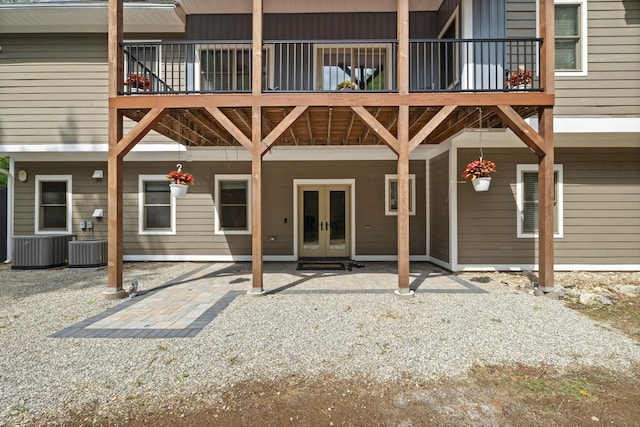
left=80, top=221, right=86, bottom=229
left=86, top=221, right=93, bottom=230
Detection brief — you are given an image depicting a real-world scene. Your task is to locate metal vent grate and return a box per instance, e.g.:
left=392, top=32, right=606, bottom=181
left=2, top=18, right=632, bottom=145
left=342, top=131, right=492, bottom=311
left=12, top=235, right=75, bottom=269
left=68, top=240, right=108, bottom=268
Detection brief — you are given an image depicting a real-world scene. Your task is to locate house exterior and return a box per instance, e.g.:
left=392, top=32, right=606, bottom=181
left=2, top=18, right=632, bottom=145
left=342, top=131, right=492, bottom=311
left=1, top=0, right=638, bottom=298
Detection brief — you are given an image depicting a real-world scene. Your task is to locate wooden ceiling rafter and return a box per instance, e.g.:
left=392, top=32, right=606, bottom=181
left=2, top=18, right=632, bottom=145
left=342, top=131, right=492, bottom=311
left=359, top=107, right=381, bottom=145
left=183, top=109, right=233, bottom=146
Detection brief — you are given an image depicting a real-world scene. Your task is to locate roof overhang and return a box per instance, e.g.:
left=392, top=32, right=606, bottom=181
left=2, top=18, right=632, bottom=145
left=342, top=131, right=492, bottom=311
left=0, top=2, right=185, bottom=34
left=177, top=0, right=445, bottom=15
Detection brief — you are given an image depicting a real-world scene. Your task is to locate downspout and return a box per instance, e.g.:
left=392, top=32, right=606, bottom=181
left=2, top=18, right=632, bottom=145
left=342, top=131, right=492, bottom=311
left=1, top=161, right=14, bottom=263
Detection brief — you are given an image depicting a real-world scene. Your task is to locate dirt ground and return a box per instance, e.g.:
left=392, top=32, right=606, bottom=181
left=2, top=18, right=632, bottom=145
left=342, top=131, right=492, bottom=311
left=47, top=271, right=640, bottom=426
left=67, top=364, right=640, bottom=427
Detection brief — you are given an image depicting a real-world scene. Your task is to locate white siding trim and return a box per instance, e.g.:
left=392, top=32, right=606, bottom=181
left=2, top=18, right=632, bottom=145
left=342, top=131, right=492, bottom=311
left=457, top=264, right=640, bottom=272
left=450, top=144, right=459, bottom=271
left=138, top=175, right=176, bottom=236
left=34, top=174, right=72, bottom=234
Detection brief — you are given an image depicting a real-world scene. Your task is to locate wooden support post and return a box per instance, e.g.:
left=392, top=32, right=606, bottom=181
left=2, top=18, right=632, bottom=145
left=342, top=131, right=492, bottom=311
left=396, top=105, right=411, bottom=294
left=249, top=0, right=264, bottom=294
left=538, top=107, right=555, bottom=291
left=106, top=0, right=126, bottom=299
left=250, top=105, right=264, bottom=294
left=395, top=0, right=412, bottom=296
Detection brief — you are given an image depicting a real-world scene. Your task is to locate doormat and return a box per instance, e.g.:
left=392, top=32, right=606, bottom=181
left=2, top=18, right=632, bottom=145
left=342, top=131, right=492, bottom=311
left=297, top=262, right=346, bottom=271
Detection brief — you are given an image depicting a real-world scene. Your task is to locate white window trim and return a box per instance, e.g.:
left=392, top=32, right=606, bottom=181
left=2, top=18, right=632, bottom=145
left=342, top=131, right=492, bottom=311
left=214, top=174, right=252, bottom=235
left=537, top=0, right=588, bottom=76
left=138, top=175, right=176, bottom=235
left=385, top=174, right=416, bottom=216
left=516, top=164, right=563, bottom=238
left=35, top=175, right=72, bottom=234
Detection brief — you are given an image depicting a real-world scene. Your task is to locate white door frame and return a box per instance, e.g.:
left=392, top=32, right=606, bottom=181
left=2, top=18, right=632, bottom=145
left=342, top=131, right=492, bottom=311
left=293, top=179, right=356, bottom=260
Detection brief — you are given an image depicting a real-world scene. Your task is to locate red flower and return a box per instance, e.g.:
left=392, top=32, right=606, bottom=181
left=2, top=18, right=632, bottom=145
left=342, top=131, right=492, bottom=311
left=462, top=158, right=496, bottom=180
left=505, top=69, right=533, bottom=88
left=124, top=73, right=151, bottom=90
left=166, top=170, right=195, bottom=185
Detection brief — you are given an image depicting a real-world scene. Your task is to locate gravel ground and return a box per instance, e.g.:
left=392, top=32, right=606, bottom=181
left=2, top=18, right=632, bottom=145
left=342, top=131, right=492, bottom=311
left=1, top=263, right=639, bottom=426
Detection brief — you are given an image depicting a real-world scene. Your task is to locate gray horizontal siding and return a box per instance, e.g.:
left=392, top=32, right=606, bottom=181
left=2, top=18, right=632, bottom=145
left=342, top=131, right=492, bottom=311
left=14, top=160, right=427, bottom=258
left=429, top=152, right=449, bottom=263
left=457, top=147, right=640, bottom=266
left=0, top=35, right=171, bottom=146
left=506, top=0, right=640, bottom=117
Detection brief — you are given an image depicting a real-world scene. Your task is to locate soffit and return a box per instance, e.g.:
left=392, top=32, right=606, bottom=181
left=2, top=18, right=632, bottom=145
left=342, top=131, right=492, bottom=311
left=177, top=0, right=445, bottom=15
left=0, top=3, right=185, bottom=34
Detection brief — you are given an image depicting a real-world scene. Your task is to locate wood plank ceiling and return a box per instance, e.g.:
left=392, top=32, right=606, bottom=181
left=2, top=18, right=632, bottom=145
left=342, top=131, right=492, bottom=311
left=122, top=105, right=538, bottom=148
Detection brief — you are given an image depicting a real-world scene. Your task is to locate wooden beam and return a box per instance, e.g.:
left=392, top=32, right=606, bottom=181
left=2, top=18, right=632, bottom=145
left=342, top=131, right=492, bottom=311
left=397, top=104, right=410, bottom=293
left=262, top=106, right=308, bottom=156
left=352, top=106, right=399, bottom=154
left=111, top=92, right=555, bottom=110
left=116, top=107, right=167, bottom=157
left=360, top=108, right=380, bottom=145
left=205, top=106, right=252, bottom=151
left=327, top=107, right=333, bottom=144
left=540, top=0, right=555, bottom=95
left=251, top=104, right=263, bottom=293
left=185, top=110, right=233, bottom=145
left=408, top=105, right=457, bottom=152
left=538, top=107, right=555, bottom=291
left=344, top=111, right=356, bottom=144
left=397, top=0, right=409, bottom=96
left=106, top=0, right=125, bottom=298
left=494, top=105, right=546, bottom=156
left=282, top=108, right=298, bottom=145
left=305, top=110, right=314, bottom=143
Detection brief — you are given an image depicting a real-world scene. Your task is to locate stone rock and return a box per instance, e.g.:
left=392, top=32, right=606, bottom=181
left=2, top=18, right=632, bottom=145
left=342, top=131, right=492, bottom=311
left=579, top=293, right=613, bottom=306
left=593, top=287, right=616, bottom=299
left=613, top=285, right=640, bottom=296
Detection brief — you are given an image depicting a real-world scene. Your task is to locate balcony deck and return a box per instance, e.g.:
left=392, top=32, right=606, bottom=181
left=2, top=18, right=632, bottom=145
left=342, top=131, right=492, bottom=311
left=115, top=38, right=547, bottom=147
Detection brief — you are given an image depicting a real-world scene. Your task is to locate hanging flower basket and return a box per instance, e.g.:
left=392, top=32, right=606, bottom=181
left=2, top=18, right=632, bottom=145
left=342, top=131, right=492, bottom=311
left=169, top=183, right=189, bottom=198
left=472, top=177, right=492, bottom=192
left=166, top=164, right=195, bottom=198
left=462, top=158, right=496, bottom=192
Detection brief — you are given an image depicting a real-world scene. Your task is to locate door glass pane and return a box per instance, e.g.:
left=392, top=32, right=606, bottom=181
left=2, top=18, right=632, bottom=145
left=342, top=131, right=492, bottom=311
left=329, top=190, right=346, bottom=250
left=303, top=191, right=319, bottom=250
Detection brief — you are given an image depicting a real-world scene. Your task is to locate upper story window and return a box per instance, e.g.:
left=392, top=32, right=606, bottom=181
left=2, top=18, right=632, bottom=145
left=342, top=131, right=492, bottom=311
left=516, top=165, right=563, bottom=238
left=139, top=175, right=176, bottom=235
left=554, top=0, right=588, bottom=75
left=215, top=174, right=252, bottom=235
left=35, top=175, right=72, bottom=234
left=201, top=46, right=251, bottom=92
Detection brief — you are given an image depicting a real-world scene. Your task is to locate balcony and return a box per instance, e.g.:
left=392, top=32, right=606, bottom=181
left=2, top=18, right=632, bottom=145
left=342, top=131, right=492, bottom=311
left=121, top=38, right=542, bottom=95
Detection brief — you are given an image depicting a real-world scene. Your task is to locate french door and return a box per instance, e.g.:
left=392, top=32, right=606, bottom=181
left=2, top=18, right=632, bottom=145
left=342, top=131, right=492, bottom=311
left=298, top=185, right=350, bottom=258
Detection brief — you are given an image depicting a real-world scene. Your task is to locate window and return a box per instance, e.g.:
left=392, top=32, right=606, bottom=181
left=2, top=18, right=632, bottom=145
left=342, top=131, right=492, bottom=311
left=516, top=165, right=563, bottom=238
left=215, top=174, right=252, bottom=235
left=35, top=175, right=72, bottom=234
left=385, top=174, right=416, bottom=216
left=317, top=44, right=392, bottom=91
left=554, top=0, right=587, bottom=74
left=200, top=46, right=251, bottom=92
left=139, top=175, right=176, bottom=235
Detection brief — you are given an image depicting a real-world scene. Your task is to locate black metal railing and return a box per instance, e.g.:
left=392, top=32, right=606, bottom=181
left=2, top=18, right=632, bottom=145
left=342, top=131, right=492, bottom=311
left=121, top=38, right=542, bottom=95
left=409, top=38, right=541, bottom=92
